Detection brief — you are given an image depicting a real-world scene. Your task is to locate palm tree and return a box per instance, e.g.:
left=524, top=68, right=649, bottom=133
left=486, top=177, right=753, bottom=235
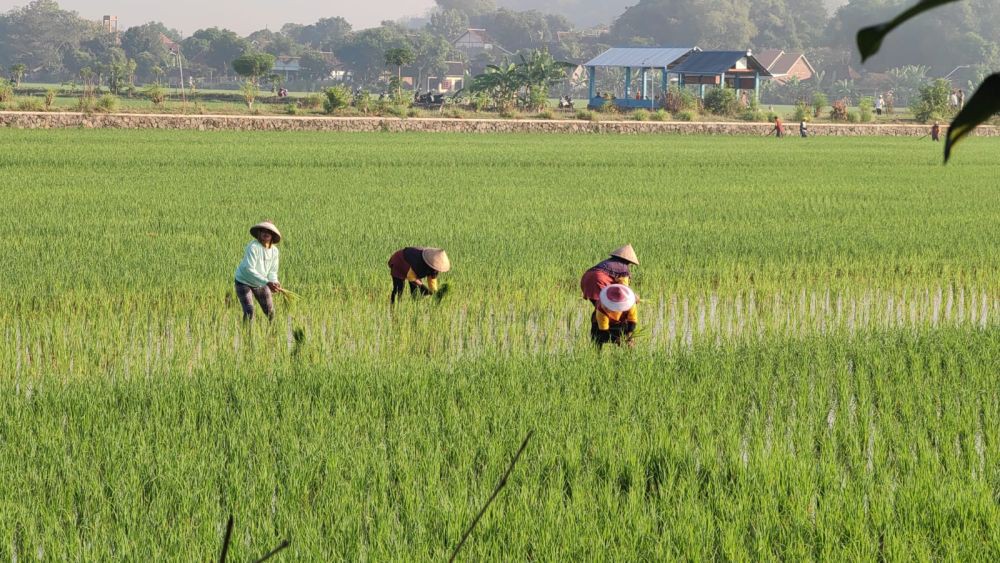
left=516, top=51, right=574, bottom=111
left=469, top=61, right=521, bottom=111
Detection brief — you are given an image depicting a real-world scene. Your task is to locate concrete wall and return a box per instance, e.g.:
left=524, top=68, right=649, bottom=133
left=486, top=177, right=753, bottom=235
left=1, top=110, right=994, bottom=137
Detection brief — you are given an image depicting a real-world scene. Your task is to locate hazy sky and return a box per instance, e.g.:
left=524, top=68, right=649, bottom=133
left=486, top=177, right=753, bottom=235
left=0, top=0, right=439, bottom=35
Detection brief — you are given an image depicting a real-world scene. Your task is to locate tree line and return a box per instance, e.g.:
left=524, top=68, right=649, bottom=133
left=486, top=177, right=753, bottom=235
left=1, top=0, right=997, bottom=91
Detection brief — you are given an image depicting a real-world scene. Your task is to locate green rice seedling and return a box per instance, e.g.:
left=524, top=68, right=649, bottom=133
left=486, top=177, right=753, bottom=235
left=2, top=129, right=999, bottom=558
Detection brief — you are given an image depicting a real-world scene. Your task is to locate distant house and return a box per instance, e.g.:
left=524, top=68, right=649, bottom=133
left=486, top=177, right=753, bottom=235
left=452, top=29, right=512, bottom=58
left=755, top=49, right=815, bottom=83
left=160, top=33, right=180, bottom=54
left=273, top=56, right=301, bottom=78
left=400, top=61, right=466, bottom=93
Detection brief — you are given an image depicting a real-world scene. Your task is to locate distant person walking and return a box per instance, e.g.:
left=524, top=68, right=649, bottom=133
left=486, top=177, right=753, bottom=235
left=799, top=120, right=809, bottom=138
left=875, top=94, right=885, bottom=116
left=949, top=90, right=959, bottom=110
left=388, top=246, right=450, bottom=304
left=234, top=221, right=282, bottom=322
left=957, top=89, right=965, bottom=108
left=931, top=122, right=941, bottom=142
left=769, top=116, right=785, bottom=138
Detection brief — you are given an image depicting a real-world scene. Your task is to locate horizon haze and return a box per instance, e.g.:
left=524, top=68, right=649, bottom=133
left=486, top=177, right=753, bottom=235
left=0, top=0, right=438, bottom=35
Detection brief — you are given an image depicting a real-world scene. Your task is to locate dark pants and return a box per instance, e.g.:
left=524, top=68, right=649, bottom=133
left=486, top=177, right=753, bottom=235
left=590, top=309, right=635, bottom=348
left=235, top=281, right=274, bottom=321
left=390, top=277, right=428, bottom=304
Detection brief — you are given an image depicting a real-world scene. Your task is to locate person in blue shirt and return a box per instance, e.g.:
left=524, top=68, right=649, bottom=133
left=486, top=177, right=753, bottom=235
left=234, top=221, right=282, bottom=321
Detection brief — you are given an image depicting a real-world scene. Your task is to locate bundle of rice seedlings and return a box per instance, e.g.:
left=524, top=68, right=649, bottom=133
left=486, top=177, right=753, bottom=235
left=435, top=283, right=451, bottom=303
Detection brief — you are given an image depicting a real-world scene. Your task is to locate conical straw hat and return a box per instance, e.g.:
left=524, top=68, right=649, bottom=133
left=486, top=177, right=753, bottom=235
left=422, top=248, right=450, bottom=273
left=610, top=244, right=638, bottom=265
left=250, top=221, right=282, bottom=243
left=599, top=284, right=636, bottom=312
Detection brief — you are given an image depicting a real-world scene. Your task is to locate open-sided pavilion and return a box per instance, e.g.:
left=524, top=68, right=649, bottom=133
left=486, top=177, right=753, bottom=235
left=583, top=47, right=696, bottom=110
left=670, top=50, right=771, bottom=101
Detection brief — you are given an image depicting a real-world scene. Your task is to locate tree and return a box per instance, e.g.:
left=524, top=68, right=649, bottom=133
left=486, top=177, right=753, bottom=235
left=300, top=51, right=335, bottom=81
left=182, top=28, right=249, bottom=78
left=10, top=63, right=26, bottom=87
left=611, top=0, right=756, bottom=49
left=434, top=0, right=496, bottom=17
left=232, top=52, right=275, bottom=85
left=426, top=9, right=469, bottom=41
left=282, top=17, right=352, bottom=50
left=0, top=0, right=100, bottom=75
left=516, top=50, right=573, bottom=109
left=120, top=22, right=177, bottom=83
left=385, top=47, right=415, bottom=100
left=468, top=60, right=521, bottom=110
left=410, top=32, right=453, bottom=91
left=336, top=26, right=407, bottom=86
left=856, top=0, right=1000, bottom=160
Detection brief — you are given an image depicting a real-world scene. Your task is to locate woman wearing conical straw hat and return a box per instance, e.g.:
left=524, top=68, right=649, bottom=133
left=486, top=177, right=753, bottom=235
left=387, top=246, right=450, bottom=304
left=234, top=221, right=282, bottom=321
left=581, top=244, right=639, bottom=345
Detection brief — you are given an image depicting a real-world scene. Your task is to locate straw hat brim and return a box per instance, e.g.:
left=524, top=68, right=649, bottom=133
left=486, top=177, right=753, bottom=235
left=599, top=284, right=636, bottom=312
left=610, top=244, right=639, bottom=265
left=422, top=248, right=450, bottom=273
left=250, top=222, right=282, bottom=243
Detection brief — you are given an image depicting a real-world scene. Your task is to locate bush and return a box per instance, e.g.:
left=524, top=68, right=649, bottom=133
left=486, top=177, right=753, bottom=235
left=665, top=85, right=698, bottom=113
left=829, top=99, right=849, bottom=121
left=17, top=97, right=43, bottom=111
left=299, top=93, right=324, bottom=110
left=575, top=109, right=595, bottom=121
left=96, top=94, right=118, bottom=113
left=676, top=110, right=696, bottom=122
left=44, top=88, right=57, bottom=110
left=703, top=86, right=738, bottom=116
left=791, top=102, right=810, bottom=122
left=323, top=85, right=352, bottom=113
left=858, top=97, right=874, bottom=123
left=145, top=84, right=166, bottom=106
left=406, top=108, right=419, bottom=118
left=351, top=90, right=372, bottom=114
left=536, top=109, right=556, bottom=120
left=651, top=109, right=670, bottom=121
left=910, top=78, right=952, bottom=123
left=846, top=111, right=860, bottom=123
left=443, top=108, right=466, bottom=119
left=633, top=109, right=650, bottom=121
left=742, top=107, right=767, bottom=122
left=811, top=92, right=828, bottom=118
left=385, top=104, right=408, bottom=118
left=0, top=80, right=13, bottom=103
left=285, top=104, right=299, bottom=115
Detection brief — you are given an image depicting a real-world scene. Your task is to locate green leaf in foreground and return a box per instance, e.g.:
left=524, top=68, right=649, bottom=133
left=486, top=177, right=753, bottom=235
left=945, top=73, right=1000, bottom=163
left=856, top=0, right=960, bottom=63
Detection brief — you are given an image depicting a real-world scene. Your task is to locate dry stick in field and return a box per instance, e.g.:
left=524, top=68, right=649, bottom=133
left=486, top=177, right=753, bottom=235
left=218, top=514, right=291, bottom=563
left=449, top=430, right=534, bottom=563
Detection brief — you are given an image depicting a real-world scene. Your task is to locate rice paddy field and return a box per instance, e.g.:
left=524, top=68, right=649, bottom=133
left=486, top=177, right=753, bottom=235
left=3, top=129, right=1000, bottom=560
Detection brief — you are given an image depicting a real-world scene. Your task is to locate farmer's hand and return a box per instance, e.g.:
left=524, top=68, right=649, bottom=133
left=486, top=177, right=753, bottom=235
left=267, top=282, right=281, bottom=292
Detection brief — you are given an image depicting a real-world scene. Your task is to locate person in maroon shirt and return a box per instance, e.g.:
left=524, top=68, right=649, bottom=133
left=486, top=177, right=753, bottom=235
left=931, top=122, right=941, bottom=142
left=387, top=247, right=450, bottom=304
left=581, top=245, right=639, bottom=339
left=770, top=116, right=785, bottom=138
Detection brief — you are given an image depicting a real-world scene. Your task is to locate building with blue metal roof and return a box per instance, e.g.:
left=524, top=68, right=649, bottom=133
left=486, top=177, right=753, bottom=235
left=583, top=47, right=698, bottom=110
left=583, top=47, right=771, bottom=110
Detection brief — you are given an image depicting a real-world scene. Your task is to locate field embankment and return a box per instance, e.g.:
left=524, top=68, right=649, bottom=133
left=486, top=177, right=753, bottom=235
left=2, top=110, right=998, bottom=136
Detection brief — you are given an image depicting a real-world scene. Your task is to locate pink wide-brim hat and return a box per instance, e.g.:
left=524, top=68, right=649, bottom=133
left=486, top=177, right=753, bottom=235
left=599, top=284, right=636, bottom=312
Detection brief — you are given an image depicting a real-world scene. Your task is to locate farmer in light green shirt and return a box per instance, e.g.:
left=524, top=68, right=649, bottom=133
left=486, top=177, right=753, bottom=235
left=234, top=221, right=282, bottom=321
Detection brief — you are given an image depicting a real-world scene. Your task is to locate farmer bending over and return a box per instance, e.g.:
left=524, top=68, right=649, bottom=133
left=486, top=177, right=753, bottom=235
left=581, top=244, right=638, bottom=305
left=388, top=247, right=450, bottom=304
left=593, top=284, right=638, bottom=347
left=234, top=221, right=282, bottom=321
